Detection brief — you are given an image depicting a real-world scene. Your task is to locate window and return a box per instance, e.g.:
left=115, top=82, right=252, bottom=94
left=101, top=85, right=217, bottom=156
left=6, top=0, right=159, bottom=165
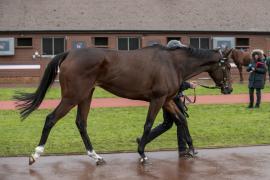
left=212, top=37, right=235, bottom=49
left=118, top=37, right=140, bottom=50
left=167, top=37, right=181, bottom=43
left=42, top=37, right=65, bottom=55
left=190, top=37, right=210, bottom=49
left=93, top=37, right=108, bottom=47
left=147, top=40, right=161, bottom=46
left=0, top=38, right=15, bottom=55
left=72, top=41, right=86, bottom=49
left=200, top=38, right=210, bottom=49
left=236, top=38, right=249, bottom=51
left=16, top=37, right=32, bottom=47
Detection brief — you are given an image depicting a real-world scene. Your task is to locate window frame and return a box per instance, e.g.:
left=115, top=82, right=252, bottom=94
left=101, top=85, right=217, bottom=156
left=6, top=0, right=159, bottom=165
left=167, top=37, right=181, bottom=43
left=235, top=38, right=250, bottom=50
left=212, top=37, right=235, bottom=49
left=41, top=37, right=65, bottom=57
left=93, top=37, right=109, bottom=48
left=16, top=37, right=33, bottom=48
left=117, top=37, right=141, bottom=50
left=189, top=37, right=210, bottom=49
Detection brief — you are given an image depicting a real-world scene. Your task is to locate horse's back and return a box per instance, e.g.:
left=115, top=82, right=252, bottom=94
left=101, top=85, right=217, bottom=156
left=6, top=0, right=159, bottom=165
left=232, top=49, right=251, bottom=66
left=59, top=47, right=179, bottom=100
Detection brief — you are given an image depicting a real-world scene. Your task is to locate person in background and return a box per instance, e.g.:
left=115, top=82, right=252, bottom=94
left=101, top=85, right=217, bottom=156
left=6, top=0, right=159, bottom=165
left=264, top=54, right=270, bottom=82
left=247, top=49, right=267, bottom=108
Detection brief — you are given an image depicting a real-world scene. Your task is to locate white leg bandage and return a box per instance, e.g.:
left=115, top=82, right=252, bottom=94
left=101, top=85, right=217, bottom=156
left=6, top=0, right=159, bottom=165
left=32, top=146, right=45, bottom=160
left=140, top=156, right=148, bottom=163
left=87, top=150, right=103, bottom=162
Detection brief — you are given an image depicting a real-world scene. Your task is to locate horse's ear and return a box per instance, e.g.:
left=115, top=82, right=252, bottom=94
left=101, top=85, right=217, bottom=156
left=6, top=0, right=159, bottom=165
left=214, top=47, right=221, bottom=52
left=225, top=48, right=233, bottom=58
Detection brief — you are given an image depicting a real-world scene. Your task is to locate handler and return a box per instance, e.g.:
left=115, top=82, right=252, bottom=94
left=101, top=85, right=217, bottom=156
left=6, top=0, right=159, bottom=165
left=247, top=49, right=267, bottom=108
left=164, top=81, right=198, bottom=157
left=137, top=81, right=198, bottom=158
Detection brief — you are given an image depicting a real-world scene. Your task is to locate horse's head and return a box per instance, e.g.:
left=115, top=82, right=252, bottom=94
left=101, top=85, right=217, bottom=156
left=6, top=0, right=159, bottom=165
left=208, top=48, right=233, bottom=94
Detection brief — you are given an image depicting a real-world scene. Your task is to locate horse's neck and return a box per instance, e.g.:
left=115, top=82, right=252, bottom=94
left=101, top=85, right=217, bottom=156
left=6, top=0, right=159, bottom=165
left=232, top=50, right=251, bottom=65
left=182, top=56, right=218, bottom=80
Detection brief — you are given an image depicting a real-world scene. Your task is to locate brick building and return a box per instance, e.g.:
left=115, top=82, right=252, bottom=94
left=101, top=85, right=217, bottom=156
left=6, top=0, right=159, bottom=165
left=0, top=0, right=270, bottom=83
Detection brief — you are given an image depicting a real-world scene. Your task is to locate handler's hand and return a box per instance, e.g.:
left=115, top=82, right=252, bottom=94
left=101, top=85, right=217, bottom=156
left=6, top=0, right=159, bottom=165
left=190, top=81, right=197, bottom=89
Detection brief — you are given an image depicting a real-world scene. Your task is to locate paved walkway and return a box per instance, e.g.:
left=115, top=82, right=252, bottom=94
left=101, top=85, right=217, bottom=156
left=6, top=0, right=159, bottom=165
left=1, top=146, right=270, bottom=180
left=1, top=93, right=270, bottom=110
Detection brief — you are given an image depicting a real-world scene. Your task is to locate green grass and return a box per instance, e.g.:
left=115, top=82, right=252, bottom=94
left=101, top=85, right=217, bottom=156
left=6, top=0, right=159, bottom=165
left=0, top=86, right=116, bottom=101
left=1, top=104, right=270, bottom=156
left=1, top=83, right=270, bottom=101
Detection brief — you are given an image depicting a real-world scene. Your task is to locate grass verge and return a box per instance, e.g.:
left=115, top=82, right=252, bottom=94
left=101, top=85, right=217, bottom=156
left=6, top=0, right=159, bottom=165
left=1, top=103, right=270, bottom=156
left=1, top=83, right=270, bottom=101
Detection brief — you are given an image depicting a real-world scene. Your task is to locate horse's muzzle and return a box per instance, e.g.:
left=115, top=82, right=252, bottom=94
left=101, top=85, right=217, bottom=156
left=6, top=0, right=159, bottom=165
left=221, top=87, right=233, bottom=94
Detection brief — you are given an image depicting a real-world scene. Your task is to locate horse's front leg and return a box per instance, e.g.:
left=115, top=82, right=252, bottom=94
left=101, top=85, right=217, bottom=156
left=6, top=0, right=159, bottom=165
left=138, top=96, right=166, bottom=163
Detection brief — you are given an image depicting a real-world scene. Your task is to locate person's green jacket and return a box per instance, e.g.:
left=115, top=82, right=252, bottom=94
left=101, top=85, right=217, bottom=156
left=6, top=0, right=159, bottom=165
left=265, top=56, right=270, bottom=69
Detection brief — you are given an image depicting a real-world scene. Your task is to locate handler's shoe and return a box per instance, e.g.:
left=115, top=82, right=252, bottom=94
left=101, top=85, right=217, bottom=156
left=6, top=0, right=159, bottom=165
left=190, top=148, right=198, bottom=155
left=179, top=148, right=198, bottom=158
left=255, top=104, right=260, bottom=108
left=179, top=150, right=192, bottom=158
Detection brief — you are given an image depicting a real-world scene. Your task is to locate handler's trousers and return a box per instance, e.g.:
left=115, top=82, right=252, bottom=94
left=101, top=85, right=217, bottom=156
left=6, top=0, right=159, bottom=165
left=144, top=98, right=192, bottom=152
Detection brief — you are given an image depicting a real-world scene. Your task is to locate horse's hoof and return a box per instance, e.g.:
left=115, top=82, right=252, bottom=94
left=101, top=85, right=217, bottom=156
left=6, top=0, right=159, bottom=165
left=139, top=157, right=151, bottom=165
left=29, top=155, right=36, bottom=165
left=96, top=158, right=106, bottom=166
left=188, top=148, right=198, bottom=157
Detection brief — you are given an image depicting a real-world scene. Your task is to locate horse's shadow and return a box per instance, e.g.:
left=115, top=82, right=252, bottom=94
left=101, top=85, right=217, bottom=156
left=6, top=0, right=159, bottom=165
left=29, top=160, right=96, bottom=180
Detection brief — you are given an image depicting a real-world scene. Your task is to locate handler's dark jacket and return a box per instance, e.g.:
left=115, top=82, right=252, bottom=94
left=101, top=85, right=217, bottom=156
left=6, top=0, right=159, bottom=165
left=247, top=60, right=267, bottom=89
left=173, top=82, right=192, bottom=112
left=176, top=82, right=191, bottom=98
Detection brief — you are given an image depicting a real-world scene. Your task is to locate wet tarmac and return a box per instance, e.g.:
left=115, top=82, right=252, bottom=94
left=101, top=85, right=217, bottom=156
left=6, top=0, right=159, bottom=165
left=1, top=146, right=270, bottom=180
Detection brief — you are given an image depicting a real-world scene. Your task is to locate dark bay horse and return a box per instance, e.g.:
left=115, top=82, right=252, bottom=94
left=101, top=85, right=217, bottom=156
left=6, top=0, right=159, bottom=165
left=15, top=45, right=233, bottom=165
left=229, top=48, right=252, bottom=82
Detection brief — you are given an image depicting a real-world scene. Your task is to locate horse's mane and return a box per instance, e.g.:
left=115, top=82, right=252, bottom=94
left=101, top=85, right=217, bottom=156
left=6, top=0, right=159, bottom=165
left=143, top=44, right=216, bottom=59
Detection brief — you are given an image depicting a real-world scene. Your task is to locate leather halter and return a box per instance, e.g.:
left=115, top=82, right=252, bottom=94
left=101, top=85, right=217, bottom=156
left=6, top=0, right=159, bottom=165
left=198, top=50, right=229, bottom=89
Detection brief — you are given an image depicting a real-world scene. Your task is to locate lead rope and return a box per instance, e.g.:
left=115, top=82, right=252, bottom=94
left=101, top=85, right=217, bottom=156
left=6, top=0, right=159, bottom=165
left=182, top=88, right=196, bottom=118
left=182, top=83, right=218, bottom=118
left=197, top=83, right=219, bottom=89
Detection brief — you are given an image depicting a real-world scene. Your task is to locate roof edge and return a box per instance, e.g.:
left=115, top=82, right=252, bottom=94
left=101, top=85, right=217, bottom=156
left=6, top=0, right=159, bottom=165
left=0, top=30, right=270, bottom=35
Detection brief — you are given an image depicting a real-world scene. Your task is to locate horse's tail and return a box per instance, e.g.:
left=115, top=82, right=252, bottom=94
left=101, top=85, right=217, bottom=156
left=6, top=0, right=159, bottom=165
left=14, top=52, right=69, bottom=120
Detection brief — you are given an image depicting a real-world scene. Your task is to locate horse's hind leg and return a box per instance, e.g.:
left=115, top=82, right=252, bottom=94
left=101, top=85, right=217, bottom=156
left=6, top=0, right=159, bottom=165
left=75, top=88, right=105, bottom=165
left=238, top=65, right=244, bottom=82
left=29, top=98, right=75, bottom=165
